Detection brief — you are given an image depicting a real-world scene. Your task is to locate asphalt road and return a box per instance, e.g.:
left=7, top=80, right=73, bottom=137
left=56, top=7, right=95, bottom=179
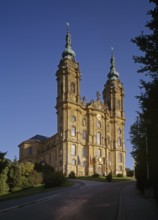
left=0, top=180, right=130, bottom=220
left=1, top=180, right=158, bottom=220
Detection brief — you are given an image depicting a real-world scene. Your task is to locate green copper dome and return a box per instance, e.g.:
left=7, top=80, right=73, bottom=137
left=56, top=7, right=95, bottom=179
left=108, top=50, right=119, bottom=80
left=62, top=23, right=76, bottom=59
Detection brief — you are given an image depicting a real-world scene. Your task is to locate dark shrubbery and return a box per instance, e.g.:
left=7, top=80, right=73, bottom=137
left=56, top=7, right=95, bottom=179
left=117, top=173, right=123, bottom=177
left=106, top=172, right=112, bottom=182
left=68, top=171, right=76, bottom=179
left=126, top=168, right=134, bottom=177
left=91, top=173, right=99, bottom=178
left=44, top=171, right=65, bottom=188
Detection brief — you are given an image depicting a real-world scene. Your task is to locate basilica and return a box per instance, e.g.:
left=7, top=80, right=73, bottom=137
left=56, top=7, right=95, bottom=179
left=18, top=25, right=126, bottom=176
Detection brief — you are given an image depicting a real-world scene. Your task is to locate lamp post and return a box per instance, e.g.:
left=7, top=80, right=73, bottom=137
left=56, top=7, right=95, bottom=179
left=145, top=134, right=150, bottom=182
left=41, top=161, right=45, bottom=192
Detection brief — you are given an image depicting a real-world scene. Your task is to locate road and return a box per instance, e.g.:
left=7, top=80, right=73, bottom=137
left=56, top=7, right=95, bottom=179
left=0, top=180, right=158, bottom=220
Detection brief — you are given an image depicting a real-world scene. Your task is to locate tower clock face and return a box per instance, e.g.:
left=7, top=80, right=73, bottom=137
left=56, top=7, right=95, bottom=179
left=97, top=114, right=101, bottom=120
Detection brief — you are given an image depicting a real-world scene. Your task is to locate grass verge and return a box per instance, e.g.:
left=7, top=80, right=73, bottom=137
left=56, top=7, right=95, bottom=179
left=77, top=176, right=134, bottom=182
left=0, top=180, right=74, bottom=202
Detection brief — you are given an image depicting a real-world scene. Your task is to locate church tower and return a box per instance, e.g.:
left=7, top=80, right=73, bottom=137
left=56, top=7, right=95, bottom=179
left=18, top=25, right=126, bottom=177
left=55, top=24, right=82, bottom=175
left=102, top=50, right=126, bottom=175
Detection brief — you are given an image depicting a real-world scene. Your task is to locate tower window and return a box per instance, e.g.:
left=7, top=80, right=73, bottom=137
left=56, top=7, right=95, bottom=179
left=97, top=132, right=101, bottom=145
left=82, top=160, right=86, bottom=167
left=71, top=144, right=76, bottom=155
left=70, top=82, right=75, bottom=93
left=82, top=147, right=87, bottom=157
left=72, top=159, right=76, bottom=165
left=97, top=148, right=101, bottom=157
left=82, top=130, right=87, bottom=140
left=71, top=126, right=76, bottom=136
left=118, top=153, right=122, bottom=162
left=28, top=146, right=33, bottom=155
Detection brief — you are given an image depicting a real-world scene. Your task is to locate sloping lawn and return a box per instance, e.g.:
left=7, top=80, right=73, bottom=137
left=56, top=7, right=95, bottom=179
left=77, top=176, right=134, bottom=182
left=0, top=180, right=73, bottom=201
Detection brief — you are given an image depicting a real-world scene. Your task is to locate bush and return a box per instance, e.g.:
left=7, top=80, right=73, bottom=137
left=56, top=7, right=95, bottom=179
left=10, top=187, right=22, bottom=193
left=68, top=171, right=76, bottom=179
left=126, top=168, right=134, bottom=177
left=92, top=173, right=99, bottom=178
left=44, top=171, right=65, bottom=189
left=117, top=173, right=123, bottom=177
left=0, top=169, right=9, bottom=195
left=29, top=170, right=43, bottom=187
left=106, top=172, right=112, bottom=182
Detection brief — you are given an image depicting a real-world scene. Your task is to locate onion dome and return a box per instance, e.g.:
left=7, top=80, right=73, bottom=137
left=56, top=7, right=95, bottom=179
left=62, top=23, right=76, bottom=59
left=108, top=49, right=119, bottom=80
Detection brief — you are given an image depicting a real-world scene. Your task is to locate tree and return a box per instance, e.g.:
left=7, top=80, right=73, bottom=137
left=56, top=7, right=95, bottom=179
left=130, top=0, right=158, bottom=199
left=131, top=0, right=158, bottom=78
left=0, top=152, right=10, bottom=195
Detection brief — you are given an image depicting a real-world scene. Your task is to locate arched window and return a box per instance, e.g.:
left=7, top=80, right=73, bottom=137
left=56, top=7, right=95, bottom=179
left=97, top=148, right=101, bottom=157
left=82, top=160, right=86, bottom=167
left=82, top=130, right=87, bottom=140
left=71, top=144, right=76, bottom=155
left=70, top=82, right=75, bottom=93
left=118, top=137, right=121, bottom=146
left=82, top=147, right=87, bottom=157
left=72, top=159, right=76, bottom=165
left=71, top=126, right=76, bottom=136
left=118, top=153, right=122, bottom=163
left=97, top=132, right=101, bottom=145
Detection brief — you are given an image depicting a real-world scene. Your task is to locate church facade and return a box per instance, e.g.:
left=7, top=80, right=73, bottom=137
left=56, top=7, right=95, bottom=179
left=18, top=26, right=126, bottom=176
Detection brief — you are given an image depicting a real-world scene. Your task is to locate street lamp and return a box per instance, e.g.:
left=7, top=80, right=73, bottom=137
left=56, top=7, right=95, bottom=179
left=41, top=161, right=45, bottom=192
left=145, top=134, right=150, bottom=182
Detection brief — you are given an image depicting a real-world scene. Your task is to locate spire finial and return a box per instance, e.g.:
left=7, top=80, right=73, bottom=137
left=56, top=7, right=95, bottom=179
left=66, top=22, right=70, bottom=33
left=62, top=22, right=76, bottom=59
left=108, top=48, right=119, bottom=80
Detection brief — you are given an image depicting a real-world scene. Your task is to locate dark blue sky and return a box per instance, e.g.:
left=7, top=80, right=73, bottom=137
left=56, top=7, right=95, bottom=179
left=0, top=0, right=152, bottom=168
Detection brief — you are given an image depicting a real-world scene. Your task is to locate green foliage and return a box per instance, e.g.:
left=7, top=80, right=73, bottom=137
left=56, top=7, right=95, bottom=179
left=34, top=162, right=54, bottom=183
left=8, top=161, right=22, bottom=189
left=91, top=173, right=100, bottom=178
left=126, top=168, right=134, bottom=177
left=131, top=0, right=158, bottom=199
left=106, top=172, right=112, bottom=182
left=0, top=168, right=9, bottom=195
left=131, top=0, right=158, bottom=78
left=8, top=161, right=39, bottom=190
left=44, top=171, right=65, bottom=188
left=10, top=187, right=22, bottom=193
left=117, top=173, right=123, bottom=177
left=29, top=170, right=43, bottom=187
left=68, top=171, right=76, bottom=179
